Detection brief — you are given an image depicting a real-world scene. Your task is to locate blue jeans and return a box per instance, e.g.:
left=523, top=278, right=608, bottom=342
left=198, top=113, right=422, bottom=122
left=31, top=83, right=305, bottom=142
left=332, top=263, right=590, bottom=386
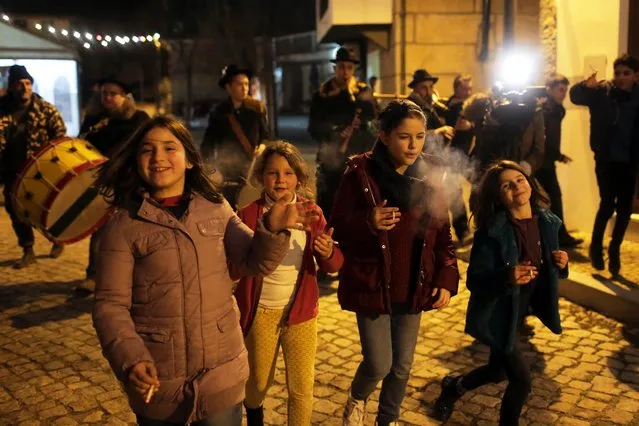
left=350, top=309, right=422, bottom=425
left=136, top=403, right=242, bottom=426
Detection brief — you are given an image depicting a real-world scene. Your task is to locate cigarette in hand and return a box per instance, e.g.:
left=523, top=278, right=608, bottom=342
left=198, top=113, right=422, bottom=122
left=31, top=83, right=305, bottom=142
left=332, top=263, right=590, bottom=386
left=145, top=384, right=156, bottom=404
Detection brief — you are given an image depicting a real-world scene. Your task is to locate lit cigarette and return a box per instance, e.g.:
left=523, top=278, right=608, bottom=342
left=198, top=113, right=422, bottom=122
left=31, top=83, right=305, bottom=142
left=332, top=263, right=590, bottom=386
left=145, top=384, right=156, bottom=403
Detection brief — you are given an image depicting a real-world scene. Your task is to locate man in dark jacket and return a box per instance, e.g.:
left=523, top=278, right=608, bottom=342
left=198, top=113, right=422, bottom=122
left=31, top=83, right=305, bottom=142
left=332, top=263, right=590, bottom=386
left=0, top=65, right=67, bottom=268
left=307, top=47, right=377, bottom=217
left=201, top=65, right=269, bottom=210
left=75, top=76, right=149, bottom=292
left=570, top=54, right=639, bottom=275
left=80, top=77, right=149, bottom=156
left=535, top=74, right=583, bottom=248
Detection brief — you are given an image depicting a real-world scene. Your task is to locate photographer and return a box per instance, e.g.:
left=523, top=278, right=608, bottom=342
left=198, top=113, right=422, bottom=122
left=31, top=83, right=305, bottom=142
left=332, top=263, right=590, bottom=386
left=462, top=89, right=545, bottom=176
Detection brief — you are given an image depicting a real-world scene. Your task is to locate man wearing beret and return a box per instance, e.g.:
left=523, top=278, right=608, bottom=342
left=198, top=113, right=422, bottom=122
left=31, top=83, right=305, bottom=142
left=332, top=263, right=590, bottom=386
left=0, top=65, right=67, bottom=268
left=308, top=47, right=377, bottom=218
left=201, top=64, right=269, bottom=210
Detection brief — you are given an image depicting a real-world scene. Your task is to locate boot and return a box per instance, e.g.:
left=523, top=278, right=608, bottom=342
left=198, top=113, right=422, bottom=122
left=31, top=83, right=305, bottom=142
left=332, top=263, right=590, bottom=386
left=608, top=244, right=621, bottom=277
left=14, top=247, right=36, bottom=269
left=589, top=244, right=605, bottom=271
left=343, top=395, right=366, bottom=426
left=558, top=231, right=584, bottom=248
left=433, top=375, right=465, bottom=422
left=245, top=405, right=264, bottom=426
left=50, top=243, right=64, bottom=259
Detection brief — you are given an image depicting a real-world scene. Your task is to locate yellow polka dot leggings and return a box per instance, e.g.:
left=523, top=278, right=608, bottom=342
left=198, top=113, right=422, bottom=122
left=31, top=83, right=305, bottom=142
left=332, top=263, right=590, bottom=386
left=244, top=307, right=317, bottom=426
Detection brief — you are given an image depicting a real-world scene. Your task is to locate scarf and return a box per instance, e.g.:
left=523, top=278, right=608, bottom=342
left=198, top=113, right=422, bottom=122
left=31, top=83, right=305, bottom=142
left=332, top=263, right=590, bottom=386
left=368, top=142, right=427, bottom=212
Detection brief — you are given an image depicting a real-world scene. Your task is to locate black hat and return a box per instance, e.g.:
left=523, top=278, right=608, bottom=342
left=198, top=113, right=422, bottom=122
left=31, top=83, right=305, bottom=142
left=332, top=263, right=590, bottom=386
left=218, top=64, right=253, bottom=89
left=408, top=69, right=439, bottom=88
left=8, top=65, right=34, bottom=86
left=98, top=76, right=132, bottom=94
left=330, top=47, right=359, bottom=65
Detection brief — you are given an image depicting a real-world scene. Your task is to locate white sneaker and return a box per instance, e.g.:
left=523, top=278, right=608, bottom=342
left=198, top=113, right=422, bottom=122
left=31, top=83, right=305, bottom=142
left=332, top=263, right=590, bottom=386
left=343, top=396, right=366, bottom=426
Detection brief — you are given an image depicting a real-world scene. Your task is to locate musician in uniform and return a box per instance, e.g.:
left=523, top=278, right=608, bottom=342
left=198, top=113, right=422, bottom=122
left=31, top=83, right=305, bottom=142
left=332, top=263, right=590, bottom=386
left=308, top=47, right=377, bottom=217
left=0, top=65, right=67, bottom=268
left=75, top=76, right=150, bottom=292
left=200, top=64, right=269, bottom=210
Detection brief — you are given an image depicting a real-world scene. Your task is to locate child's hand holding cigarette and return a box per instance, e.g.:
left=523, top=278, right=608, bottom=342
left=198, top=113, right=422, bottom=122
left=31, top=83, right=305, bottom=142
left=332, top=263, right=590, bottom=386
left=128, top=361, right=160, bottom=403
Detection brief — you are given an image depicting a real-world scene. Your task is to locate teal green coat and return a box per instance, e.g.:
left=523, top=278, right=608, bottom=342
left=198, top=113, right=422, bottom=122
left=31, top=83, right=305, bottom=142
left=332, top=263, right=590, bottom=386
left=465, top=210, right=567, bottom=353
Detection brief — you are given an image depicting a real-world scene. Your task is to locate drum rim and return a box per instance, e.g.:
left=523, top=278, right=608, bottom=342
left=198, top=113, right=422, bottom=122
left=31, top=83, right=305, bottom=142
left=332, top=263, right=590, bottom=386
left=11, top=137, right=112, bottom=244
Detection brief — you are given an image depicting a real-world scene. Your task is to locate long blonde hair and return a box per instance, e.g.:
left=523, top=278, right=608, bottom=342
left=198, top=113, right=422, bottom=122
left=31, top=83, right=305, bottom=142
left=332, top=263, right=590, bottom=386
left=249, top=140, right=314, bottom=200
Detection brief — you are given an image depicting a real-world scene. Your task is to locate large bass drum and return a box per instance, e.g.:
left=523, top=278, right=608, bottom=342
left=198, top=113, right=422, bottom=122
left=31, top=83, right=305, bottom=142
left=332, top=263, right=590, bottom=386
left=11, top=137, right=113, bottom=244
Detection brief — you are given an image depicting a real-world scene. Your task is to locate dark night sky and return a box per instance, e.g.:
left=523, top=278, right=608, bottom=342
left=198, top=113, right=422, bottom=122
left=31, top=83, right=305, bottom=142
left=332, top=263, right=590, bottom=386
left=0, top=0, right=316, bottom=36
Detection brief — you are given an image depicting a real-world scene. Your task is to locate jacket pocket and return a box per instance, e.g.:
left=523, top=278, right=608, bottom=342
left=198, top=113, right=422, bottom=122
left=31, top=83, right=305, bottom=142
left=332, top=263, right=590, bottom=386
left=197, top=218, right=225, bottom=238
left=216, top=307, right=245, bottom=365
left=135, top=325, right=175, bottom=379
left=341, top=258, right=382, bottom=292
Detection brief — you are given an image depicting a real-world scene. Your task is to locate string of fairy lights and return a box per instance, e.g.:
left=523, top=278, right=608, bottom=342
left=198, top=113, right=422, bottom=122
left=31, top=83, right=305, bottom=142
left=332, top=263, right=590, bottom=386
left=0, top=11, right=161, bottom=50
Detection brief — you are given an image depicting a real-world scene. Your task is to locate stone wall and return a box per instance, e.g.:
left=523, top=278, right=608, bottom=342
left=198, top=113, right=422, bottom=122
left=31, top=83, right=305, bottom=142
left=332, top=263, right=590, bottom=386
left=379, top=0, right=542, bottom=98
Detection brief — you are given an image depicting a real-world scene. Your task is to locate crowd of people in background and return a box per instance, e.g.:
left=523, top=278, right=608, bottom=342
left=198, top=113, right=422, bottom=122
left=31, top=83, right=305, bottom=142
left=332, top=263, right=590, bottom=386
left=0, top=48, right=638, bottom=426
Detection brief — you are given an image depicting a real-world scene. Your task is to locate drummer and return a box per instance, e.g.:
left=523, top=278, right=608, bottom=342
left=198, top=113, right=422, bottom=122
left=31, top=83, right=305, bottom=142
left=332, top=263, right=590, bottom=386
left=75, top=75, right=150, bottom=293
left=0, top=65, right=67, bottom=269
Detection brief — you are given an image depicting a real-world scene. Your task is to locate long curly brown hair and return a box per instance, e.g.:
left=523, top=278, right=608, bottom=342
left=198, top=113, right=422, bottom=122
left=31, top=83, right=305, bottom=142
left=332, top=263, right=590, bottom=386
left=472, top=160, right=549, bottom=230
left=95, top=115, right=224, bottom=207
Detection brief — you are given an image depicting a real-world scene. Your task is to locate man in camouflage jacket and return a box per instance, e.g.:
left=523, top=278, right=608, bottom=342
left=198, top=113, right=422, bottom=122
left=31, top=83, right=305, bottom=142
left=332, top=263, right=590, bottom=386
left=0, top=65, right=67, bottom=268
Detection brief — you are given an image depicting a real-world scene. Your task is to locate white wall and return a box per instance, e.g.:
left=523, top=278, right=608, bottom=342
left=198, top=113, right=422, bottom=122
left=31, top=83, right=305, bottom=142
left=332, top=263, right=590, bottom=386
left=556, top=0, right=624, bottom=234
left=0, top=58, right=80, bottom=136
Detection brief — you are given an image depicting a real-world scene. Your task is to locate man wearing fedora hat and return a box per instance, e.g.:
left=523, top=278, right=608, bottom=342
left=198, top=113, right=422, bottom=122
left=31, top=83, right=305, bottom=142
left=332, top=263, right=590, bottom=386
left=74, top=75, right=150, bottom=293
left=201, top=64, right=269, bottom=210
left=407, top=69, right=454, bottom=143
left=308, top=47, right=377, bottom=217
left=0, top=65, right=67, bottom=268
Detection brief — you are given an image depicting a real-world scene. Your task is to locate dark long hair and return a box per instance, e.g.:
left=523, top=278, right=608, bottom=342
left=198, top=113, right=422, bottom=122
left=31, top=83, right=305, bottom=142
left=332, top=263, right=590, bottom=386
left=472, top=160, right=549, bottom=230
left=95, top=115, right=224, bottom=207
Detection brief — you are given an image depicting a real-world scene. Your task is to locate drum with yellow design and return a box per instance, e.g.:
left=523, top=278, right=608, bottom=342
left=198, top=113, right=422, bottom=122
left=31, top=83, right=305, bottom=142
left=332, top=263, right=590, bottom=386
left=11, top=137, right=113, bottom=244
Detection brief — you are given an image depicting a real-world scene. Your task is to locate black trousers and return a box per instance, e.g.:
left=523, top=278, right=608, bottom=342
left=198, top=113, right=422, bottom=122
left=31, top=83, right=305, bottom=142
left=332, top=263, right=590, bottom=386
left=2, top=173, right=35, bottom=249
left=461, top=344, right=531, bottom=426
left=591, top=161, right=636, bottom=248
left=534, top=166, right=569, bottom=238
left=316, top=162, right=345, bottom=219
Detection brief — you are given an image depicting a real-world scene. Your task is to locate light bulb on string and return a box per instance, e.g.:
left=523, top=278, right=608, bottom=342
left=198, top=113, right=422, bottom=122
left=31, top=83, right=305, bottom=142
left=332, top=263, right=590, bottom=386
left=96, top=35, right=102, bottom=41
left=83, top=42, right=90, bottom=49
left=132, top=36, right=139, bottom=42
left=146, top=35, right=152, bottom=42
left=48, top=26, right=55, bottom=34
left=73, top=31, right=81, bottom=38
left=61, top=29, right=69, bottom=36
left=35, top=23, right=42, bottom=30
left=85, top=33, right=93, bottom=40
left=2, top=14, right=10, bottom=22
left=153, top=33, right=160, bottom=40
left=101, top=40, right=108, bottom=47
left=124, top=36, right=130, bottom=43
left=105, top=35, right=112, bottom=42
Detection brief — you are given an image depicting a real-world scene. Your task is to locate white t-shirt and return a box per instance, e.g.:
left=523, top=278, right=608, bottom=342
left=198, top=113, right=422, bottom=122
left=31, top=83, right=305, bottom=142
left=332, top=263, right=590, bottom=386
left=258, top=194, right=307, bottom=309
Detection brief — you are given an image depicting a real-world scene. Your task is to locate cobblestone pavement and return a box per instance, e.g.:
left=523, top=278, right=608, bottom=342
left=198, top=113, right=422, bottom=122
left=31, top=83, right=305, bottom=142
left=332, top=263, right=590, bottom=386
left=0, top=213, right=638, bottom=425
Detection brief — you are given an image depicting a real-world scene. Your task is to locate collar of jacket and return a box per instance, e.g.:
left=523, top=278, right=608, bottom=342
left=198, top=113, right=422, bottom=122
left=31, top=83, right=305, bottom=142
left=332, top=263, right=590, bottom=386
left=133, top=191, right=204, bottom=228
left=486, top=209, right=562, bottom=263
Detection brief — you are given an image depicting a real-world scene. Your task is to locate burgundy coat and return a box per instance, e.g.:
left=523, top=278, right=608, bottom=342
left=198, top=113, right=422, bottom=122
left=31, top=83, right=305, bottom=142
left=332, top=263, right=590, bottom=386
left=330, top=153, right=459, bottom=315
left=231, top=197, right=344, bottom=335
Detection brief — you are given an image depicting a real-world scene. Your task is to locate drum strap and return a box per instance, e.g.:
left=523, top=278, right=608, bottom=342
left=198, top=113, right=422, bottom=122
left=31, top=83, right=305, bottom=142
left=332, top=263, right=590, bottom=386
left=227, top=114, right=254, bottom=157
left=48, top=186, right=99, bottom=238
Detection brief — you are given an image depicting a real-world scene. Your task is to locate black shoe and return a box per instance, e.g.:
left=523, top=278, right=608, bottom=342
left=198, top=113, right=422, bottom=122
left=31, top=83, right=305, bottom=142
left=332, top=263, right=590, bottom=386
left=13, top=248, right=36, bottom=269
left=608, top=245, right=621, bottom=276
left=559, top=234, right=584, bottom=248
left=589, top=245, right=605, bottom=271
left=50, top=243, right=64, bottom=259
left=245, top=405, right=264, bottom=426
left=433, top=375, right=464, bottom=422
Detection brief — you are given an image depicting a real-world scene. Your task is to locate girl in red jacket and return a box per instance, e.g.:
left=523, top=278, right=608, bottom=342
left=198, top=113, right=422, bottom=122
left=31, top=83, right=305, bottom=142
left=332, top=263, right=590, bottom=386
left=232, top=141, right=344, bottom=426
left=331, top=100, right=459, bottom=426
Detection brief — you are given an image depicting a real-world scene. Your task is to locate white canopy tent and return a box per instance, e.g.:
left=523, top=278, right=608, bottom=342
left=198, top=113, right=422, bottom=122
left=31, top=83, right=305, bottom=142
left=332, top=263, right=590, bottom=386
left=0, top=21, right=80, bottom=136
